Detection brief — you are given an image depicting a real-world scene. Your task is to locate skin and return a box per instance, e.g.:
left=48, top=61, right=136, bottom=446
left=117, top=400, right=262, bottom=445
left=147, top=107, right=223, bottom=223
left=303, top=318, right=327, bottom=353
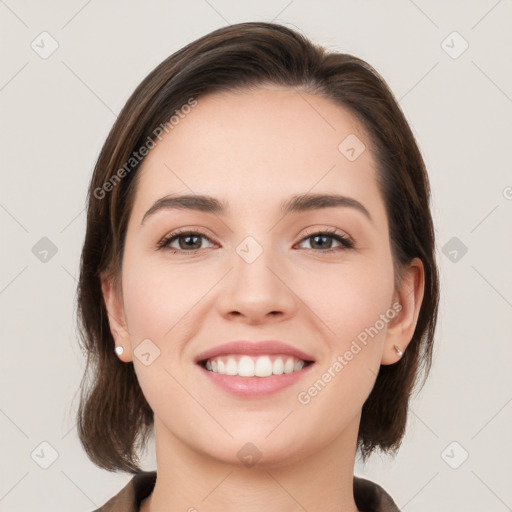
left=101, top=85, right=424, bottom=512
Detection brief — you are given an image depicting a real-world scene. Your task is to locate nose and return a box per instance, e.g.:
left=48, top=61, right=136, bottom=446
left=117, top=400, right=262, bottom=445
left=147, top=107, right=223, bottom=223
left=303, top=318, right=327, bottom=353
left=216, top=240, right=298, bottom=325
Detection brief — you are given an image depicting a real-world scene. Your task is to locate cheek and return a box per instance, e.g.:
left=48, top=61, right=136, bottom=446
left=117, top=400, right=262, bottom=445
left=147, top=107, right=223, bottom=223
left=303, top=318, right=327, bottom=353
left=297, top=263, right=395, bottom=421
left=303, top=256, right=395, bottom=347
left=121, top=254, right=213, bottom=340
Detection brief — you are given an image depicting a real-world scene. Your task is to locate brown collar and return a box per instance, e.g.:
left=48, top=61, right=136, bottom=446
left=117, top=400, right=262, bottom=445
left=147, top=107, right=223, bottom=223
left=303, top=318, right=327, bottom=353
left=94, top=470, right=401, bottom=511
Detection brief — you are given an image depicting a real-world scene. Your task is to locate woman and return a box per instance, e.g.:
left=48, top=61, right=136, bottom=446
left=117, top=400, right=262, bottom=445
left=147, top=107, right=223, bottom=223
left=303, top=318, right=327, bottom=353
left=76, top=21, right=439, bottom=512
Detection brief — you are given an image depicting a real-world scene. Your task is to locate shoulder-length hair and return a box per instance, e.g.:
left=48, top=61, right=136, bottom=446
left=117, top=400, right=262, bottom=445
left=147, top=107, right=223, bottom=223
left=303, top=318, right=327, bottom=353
left=76, top=21, right=439, bottom=473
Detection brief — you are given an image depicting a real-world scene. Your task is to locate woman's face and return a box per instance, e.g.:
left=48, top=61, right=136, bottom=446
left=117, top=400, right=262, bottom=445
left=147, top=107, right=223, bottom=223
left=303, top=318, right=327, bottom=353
left=103, top=85, right=419, bottom=467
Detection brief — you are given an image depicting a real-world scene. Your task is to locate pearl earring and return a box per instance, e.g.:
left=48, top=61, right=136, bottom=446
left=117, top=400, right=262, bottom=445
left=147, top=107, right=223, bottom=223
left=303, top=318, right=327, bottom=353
left=394, top=345, right=403, bottom=357
left=115, top=346, right=124, bottom=356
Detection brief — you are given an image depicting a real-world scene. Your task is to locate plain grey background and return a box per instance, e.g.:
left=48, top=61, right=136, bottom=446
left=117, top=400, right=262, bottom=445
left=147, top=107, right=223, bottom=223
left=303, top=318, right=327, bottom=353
left=1, top=1, right=511, bottom=511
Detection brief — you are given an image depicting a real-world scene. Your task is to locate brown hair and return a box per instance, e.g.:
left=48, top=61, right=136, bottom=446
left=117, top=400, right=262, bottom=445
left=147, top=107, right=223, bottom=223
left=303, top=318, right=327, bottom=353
left=76, top=21, right=439, bottom=473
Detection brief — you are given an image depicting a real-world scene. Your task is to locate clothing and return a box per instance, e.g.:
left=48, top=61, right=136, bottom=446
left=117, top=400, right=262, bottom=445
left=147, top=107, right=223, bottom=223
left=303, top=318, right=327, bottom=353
left=93, top=470, right=400, bottom=511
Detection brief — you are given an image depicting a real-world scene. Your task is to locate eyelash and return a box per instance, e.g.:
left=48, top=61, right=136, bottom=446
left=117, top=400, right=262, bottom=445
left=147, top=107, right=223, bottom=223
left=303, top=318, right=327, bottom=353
left=156, top=227, right=355, bottom=255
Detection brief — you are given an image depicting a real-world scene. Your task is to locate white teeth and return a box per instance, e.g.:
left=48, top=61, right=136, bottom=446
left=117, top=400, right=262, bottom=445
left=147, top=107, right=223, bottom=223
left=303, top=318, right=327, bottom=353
left=239, top=355, right=255, bottom=377
left=225, top=358, right=238, bottom=375
left=255, top=356, right=273, bottom=377
left=272, top=358, right=284, bottom=375
left=294, top=359, right=305, bottom=371
left=284, top=357, right=295, bottom=374
left=203, top=354, right=309, bottom=377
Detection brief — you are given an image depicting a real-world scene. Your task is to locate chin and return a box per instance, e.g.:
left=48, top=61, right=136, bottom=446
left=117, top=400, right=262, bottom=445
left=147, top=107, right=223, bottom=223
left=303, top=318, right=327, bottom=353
left=201, top=430, right=313, bottom=470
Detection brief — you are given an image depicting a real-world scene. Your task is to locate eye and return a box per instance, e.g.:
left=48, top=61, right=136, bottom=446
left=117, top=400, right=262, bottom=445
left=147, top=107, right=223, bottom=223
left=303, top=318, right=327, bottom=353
left=157, top=229, right=216, bottom=254
left=156, top=227, right=355, bottom=255
left=297, top=228, right=354, bottom=252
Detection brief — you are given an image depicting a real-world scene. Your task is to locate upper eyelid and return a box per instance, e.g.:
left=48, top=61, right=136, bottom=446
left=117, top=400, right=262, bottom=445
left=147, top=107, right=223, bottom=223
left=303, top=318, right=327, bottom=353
left=161, top=227, right=350, bottom=240
left=301, top=226, right=352, bottom=240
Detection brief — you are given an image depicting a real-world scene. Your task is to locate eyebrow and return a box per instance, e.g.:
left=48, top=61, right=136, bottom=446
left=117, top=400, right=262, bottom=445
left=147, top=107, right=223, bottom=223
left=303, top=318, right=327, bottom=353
left=141, top=192, right=373, bottom=225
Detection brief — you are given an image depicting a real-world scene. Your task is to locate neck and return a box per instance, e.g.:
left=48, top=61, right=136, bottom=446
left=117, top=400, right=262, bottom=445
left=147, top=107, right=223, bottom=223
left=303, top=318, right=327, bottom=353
left=141, top=417, right=361, bottom=512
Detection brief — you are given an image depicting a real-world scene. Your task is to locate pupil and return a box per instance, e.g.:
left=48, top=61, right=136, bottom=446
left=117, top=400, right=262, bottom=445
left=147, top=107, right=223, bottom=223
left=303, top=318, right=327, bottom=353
left=313, top=235, right=330, bottom=249
left=181, top=235, right=200, bottom=250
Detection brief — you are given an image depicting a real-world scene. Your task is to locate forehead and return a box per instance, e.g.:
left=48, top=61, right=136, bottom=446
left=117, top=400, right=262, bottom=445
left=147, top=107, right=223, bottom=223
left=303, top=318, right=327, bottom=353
left=131, top=86, right=383, bottom=222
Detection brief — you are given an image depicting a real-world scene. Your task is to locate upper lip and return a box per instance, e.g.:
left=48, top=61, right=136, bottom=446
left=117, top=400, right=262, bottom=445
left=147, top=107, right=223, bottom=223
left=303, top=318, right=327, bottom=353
left=194, top=340, right=316, bottom=364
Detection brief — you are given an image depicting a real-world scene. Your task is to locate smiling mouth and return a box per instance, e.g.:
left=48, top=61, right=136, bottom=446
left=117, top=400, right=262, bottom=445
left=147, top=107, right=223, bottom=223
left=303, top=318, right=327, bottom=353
left=198, top=354, right=315, bottom=377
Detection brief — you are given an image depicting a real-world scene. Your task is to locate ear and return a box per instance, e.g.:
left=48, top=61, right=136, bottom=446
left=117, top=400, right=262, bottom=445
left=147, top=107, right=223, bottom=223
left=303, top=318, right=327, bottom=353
left=100, top=272, right=133, bottom=362
left=381, top=257, right=425, bottom=365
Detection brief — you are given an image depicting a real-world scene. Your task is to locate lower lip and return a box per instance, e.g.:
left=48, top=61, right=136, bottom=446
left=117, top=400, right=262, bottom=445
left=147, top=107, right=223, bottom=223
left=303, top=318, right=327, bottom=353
left=197, top=363, right=315, bottom=397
